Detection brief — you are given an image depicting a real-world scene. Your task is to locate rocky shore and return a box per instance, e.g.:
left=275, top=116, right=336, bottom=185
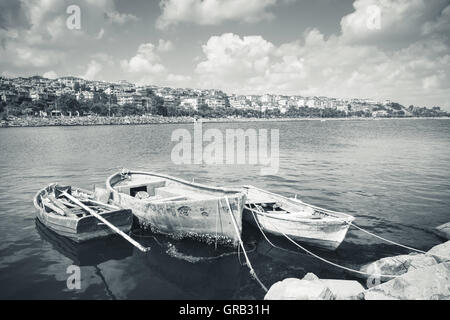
left=1, top=116, right=449, bottom=128
left=0, top=115, right=197, bottom=127
left=265, top=238, right=450, bottom=300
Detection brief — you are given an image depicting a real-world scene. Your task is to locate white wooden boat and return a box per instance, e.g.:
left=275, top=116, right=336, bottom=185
left=106, top=170, right=246, bottom=246
left=33, top=184, right=133, bottom=243
left=242, top=185, right=354, bottom=250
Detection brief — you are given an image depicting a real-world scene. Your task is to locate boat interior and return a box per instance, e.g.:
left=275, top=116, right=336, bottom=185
left=112, top=174, right=235, bottom=202
left=244, top=187, right=327, bottom=219
left=38, top=186, right=114, bottom=219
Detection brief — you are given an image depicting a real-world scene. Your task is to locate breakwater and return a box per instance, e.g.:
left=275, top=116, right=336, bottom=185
left=0, top=115, right=196, bottom=127
left=2, top=115, right=449, bottom=128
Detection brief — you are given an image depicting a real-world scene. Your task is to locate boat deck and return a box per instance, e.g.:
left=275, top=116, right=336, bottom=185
left=113, top=174, right=231, bottom=202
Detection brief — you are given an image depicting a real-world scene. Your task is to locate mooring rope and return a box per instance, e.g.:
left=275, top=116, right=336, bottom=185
left=247, top=204, right=450, bottom=279
left=245, top=205, right=400, bottom=279
left=347, top=222, right=450, bottom=261
left=222, top=198, right=268, bottom=293
left=289, top=197, right=450, bottom=260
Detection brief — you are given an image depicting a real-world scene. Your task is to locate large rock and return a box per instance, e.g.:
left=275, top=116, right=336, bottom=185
left=433, top=223, right=450, bottom=240
left=360, top=253, right=438, bottom=281
left=302, top=273, right=320, bottom=281
left=264, top=274, right=365, bottom=300
left=364, top=262, right=450, bottom=300
left=320, top=279, right=365, bottom=300
left=264, top=278, right=334, bottom=300
left=428, top=241, right=450, bottom=263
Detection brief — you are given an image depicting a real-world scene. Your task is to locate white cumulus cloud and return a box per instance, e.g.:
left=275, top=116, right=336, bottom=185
left=82, top=60, right=103, bottom=80
left=120, top=43, right=166, bottom=74
left=157, top=39, right=174, bottom=52
left=156, top=0, right=278, bottom=29
left=43, top=70, right=58, bottom=79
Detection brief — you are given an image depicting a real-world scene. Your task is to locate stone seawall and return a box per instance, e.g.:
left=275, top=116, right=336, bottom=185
left=1, top=116, right=449, bottom=128
left=0, top=116, right=197, bottom=127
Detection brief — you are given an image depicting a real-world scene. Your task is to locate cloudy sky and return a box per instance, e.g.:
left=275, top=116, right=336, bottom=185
left=0, top=0, right=449, bottom=109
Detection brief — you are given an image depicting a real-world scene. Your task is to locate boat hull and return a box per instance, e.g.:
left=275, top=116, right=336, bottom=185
left=107, top=171, right=246, bottom=247
left=34, top=185, right=133, bottom=243
left=244, top=210, right=351, bottom=250
left=36, top=207, right=132, bottom=243
left=111, top=193, right=244, bottom=246
left=241, top=185, right=354, bottom=251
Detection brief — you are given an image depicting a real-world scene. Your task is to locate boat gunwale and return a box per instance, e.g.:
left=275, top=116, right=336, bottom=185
left=106, top=170, right=247, bottom=202
left=247, top=208, right=353, bottom=225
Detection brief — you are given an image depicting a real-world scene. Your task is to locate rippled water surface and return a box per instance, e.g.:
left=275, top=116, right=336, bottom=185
left=0, top=119, right=449, bottom=299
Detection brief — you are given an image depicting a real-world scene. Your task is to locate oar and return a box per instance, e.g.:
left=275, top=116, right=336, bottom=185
left=59, top=190, right=150, bottom=253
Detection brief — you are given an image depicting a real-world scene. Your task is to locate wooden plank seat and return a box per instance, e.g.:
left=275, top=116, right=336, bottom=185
left=115, top=179, right=166, bottom=197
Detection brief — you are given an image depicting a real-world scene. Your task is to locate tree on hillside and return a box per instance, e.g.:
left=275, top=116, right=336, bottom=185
left=90, top=102, right=107, bottom=116
left=93, top=92, right=109, bottom=104
left=151, top=96, right=166, bottom=116
left=55, top=94, right=80, bottom=114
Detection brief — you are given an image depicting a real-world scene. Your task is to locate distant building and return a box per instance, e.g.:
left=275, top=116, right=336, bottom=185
left=117, top=93, right=146, bottom=106
left=180, top=97, right=200, bottom=110
left=205, top=97, right=226, bottom=109
left=76, top=91, right=94, bottom=101
left=372, top=110, right=388, bottom=117
left=306, top=99, right=316, bottom=108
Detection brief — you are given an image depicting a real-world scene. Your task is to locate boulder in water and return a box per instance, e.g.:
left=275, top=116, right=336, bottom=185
left=320, top=279, right=365, bottom=300
left=428, top=241, right=450, bottom=263
left=264, top=278, right=334, bottom=300
left=364, top=262, right=450, bottom=300
left=265, top=274, right=365, bottom=300
left=433, top=223, right=450, bottom=240
left=302, top=273, right=320, bottom=281
left=360, top=253, right=438, bottom=281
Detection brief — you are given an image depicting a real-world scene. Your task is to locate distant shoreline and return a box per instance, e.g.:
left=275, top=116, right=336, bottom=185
left=1, top=115, right=449, bottom=128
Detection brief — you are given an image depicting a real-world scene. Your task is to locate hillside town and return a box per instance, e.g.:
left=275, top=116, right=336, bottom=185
left=0, top=75, right=448, bottom=127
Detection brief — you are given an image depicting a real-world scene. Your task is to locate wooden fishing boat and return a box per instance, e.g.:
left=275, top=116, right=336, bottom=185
left=242, top=185, right=354, bottom=251
left=106, top=170, right=246, bottom=246
left=33, top=184, right=133, bottom=243
left=35, top=219, right=133, bottom=266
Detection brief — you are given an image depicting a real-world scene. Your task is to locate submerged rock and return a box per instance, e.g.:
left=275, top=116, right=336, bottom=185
left=433, top=223, right=450, bottom=240
left=428, top=241, right=450, bottom=263
left=264, top=278, right=334, bottom=300
left=360, top=253, right=438, bottom=281
left=364, top=262, right=450, bottom=300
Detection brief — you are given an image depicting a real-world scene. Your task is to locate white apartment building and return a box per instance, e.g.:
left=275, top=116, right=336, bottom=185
left=205, top=97, right=226, bottom=109
left=180, top=97, right=200, bottom=110
left=76, top=91, right=94, bottom=101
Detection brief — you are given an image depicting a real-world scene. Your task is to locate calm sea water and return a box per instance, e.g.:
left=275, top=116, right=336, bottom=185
left=0, top=119, right=449, bottom=299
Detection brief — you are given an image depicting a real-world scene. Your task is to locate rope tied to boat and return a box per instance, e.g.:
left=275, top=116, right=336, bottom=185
left=287, top=196, right=450, bottom=261
left=346, top=221, right=450, bottom=261
left=247, top=204, right=450, bottom=279
left=245, top=205, right=401, bottom=279
left=221, top=197, right=268, bottom=293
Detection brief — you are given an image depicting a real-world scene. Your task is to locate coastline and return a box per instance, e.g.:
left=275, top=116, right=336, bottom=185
left=1, top=115, right=449, bottom=128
